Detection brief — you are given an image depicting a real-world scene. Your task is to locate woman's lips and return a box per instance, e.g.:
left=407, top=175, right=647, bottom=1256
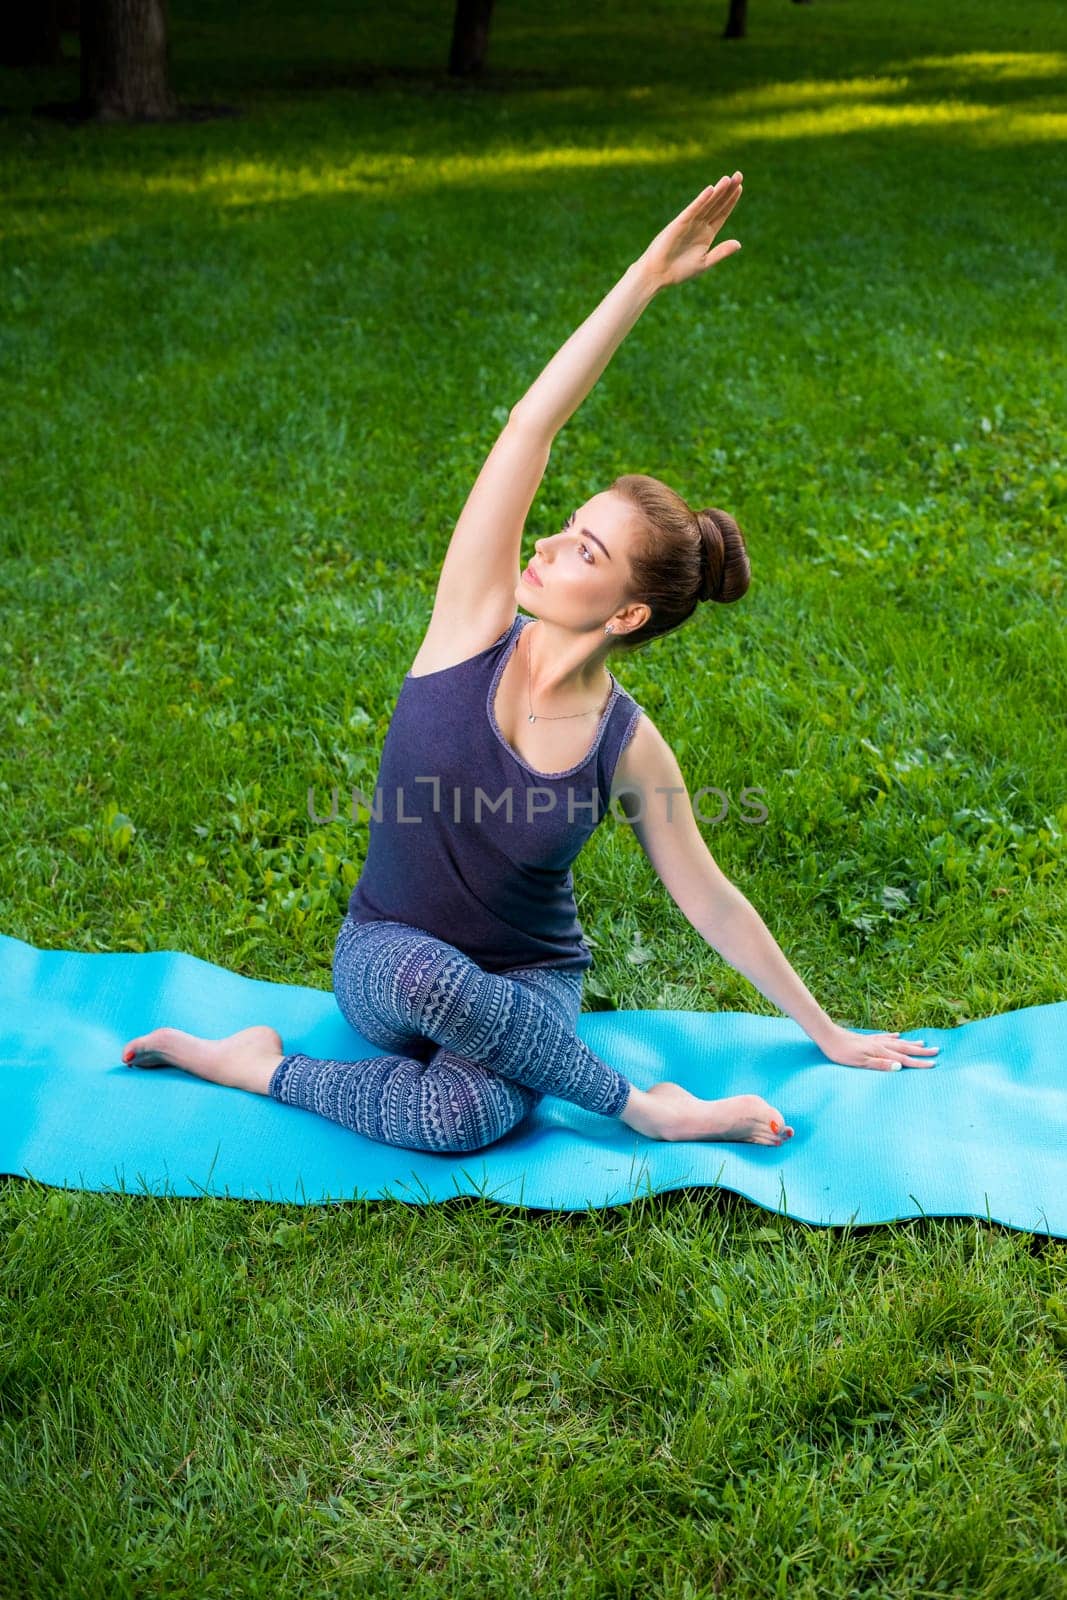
left=523, top=565, right=543, bottom=587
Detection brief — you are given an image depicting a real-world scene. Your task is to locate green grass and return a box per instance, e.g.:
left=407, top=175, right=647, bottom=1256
left=2, top=0, right=1066, bottom=1592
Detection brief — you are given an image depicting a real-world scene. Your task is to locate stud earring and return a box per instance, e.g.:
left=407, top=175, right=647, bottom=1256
left=604, top=624, right=613, bottom=634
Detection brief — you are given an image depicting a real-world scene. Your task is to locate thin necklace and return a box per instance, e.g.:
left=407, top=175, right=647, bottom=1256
left=525, top=621, right=612, bottom=725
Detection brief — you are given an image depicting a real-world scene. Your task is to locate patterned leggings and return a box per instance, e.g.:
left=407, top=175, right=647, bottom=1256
left=268, top=916, right=633, bottom=1154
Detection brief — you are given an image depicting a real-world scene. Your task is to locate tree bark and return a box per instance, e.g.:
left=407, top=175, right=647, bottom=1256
left=448, top=0, right=494, bottom=77
left=722, top=0, right=747, bottom=40
left=0, top=0, right=62, bottom=67
left=80, top=0, right=178, bottom=121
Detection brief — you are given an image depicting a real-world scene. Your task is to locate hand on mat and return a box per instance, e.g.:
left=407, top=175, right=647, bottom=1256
left=817, top=1023, right=940, bottom=1071
left=637, top=173, right=744, bottom=291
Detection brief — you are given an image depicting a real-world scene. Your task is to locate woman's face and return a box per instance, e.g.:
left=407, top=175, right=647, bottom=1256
left=521, top=491, right=644, bottom=633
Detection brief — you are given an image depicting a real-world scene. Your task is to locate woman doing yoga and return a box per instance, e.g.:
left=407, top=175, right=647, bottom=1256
left=122, top=172, right=938, bottom=1152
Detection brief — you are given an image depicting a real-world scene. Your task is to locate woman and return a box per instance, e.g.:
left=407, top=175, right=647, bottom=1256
left=122, top=173, right=938, bottom=1151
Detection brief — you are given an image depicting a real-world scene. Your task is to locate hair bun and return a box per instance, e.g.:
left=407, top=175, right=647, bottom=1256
left=695, top=507, right=751, bottom=604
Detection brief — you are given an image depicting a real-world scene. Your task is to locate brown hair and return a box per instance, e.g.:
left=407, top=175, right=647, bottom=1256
left=607, top=473, right=751, bottom=653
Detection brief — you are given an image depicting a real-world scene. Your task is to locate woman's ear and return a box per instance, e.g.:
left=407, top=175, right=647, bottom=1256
left=617, top=602, right=651, bottom=636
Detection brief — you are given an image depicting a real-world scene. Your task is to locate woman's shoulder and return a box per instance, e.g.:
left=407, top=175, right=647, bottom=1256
left=608, top=706, right=672, bottom=796
left=406, top=608, right=522, bottom=680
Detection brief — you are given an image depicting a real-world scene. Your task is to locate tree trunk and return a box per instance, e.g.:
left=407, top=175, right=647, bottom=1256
left=448, top=0, right=494, bottom=77
left=0, top=0, right=62, bottom=67
left=722, top=0, right=747, bottom=40
left=80, top=0, right=178, bottom=121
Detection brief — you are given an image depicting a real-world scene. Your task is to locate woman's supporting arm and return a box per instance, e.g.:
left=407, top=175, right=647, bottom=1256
left=701, top=892, right=941, bottom=1070
left=699, top=888, right=837, bottom=1050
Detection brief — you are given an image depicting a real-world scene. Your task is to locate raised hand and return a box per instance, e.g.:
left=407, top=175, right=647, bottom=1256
left=637, top=173, right=744, bottom=291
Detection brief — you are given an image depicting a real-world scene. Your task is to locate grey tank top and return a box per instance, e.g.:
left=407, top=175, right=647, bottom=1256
left=347, top=614, right=644, bottom=973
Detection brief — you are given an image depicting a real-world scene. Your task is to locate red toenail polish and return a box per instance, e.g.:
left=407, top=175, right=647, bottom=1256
left=770, top=1120, right=779, bottom=1133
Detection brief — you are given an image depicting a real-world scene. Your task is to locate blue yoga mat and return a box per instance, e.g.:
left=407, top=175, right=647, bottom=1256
left=1, top=930, right=1064, bottom=1233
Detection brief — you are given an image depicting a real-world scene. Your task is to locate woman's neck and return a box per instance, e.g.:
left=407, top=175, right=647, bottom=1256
left=524, top=618, right=614, bottom=706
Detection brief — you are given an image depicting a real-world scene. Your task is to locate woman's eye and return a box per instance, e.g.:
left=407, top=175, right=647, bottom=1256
left=563, top=515, right=593, bottom=562
left=559, top=514, right=592, bottom=562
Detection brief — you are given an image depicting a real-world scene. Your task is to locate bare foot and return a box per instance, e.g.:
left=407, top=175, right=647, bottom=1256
left=121, top=1025, right=284, bottom=1096
left=620, top=1082, right=794, bottom=1146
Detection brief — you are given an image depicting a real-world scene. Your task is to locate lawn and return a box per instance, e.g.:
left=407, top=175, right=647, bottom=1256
left=1, top=0, right=1065, bottom=1593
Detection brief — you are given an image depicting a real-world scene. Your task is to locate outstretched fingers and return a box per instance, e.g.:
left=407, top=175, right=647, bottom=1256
left=685, top=172, right=743, bottom=221
left=879, top=1032, right=940, bottom=1068
left=707, top=174, right=743, bottom=216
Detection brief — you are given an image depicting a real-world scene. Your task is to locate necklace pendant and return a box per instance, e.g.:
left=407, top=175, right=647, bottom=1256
left=527, top=713, right=537, bottom=724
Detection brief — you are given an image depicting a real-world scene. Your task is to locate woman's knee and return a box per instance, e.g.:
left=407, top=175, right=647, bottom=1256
left=479, top=1079, right=541, bottom=1146
left=420, top=1064, right=539, bottom=1153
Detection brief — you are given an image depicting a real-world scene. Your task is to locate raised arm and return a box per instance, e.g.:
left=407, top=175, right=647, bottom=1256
left=425, top=175, right=745, bottom=642
left=426, top=263, right=662, bottom=643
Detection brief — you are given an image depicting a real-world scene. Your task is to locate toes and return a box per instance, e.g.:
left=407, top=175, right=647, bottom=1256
left=126, top=1046, right=175, bottom=1069
left=122, top=1031, right=176, bottom=1068
left=123, top=1032, right=163, bottom=1065
left=769, top=1112, right=795, bottom=1144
